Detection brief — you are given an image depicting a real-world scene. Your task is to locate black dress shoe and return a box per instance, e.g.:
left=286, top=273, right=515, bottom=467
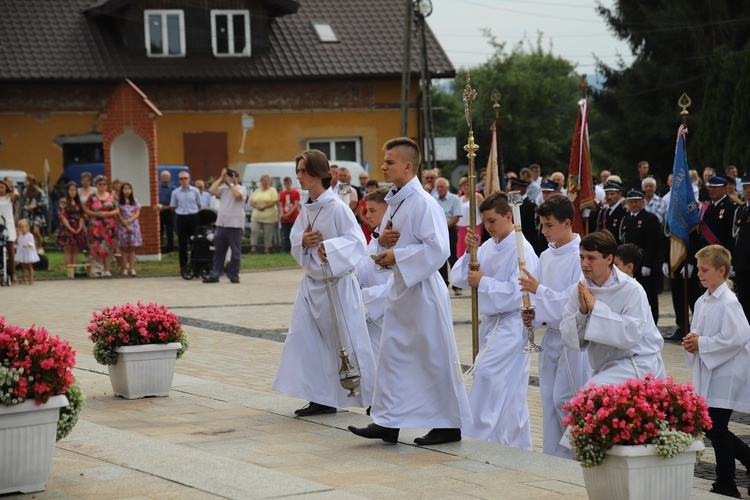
left=202, top=276, right=219, bottom=283
left=414, top=428, right=461, bottom=446
left=710, top=482, right=741, bottom=498
left=347, top=423, right=399, bottom=444
left=294, top=402, right=336, bottom=416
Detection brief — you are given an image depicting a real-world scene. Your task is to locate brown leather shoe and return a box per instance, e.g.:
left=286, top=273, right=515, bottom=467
left=294, top=402, right=336, bottom=416
left=414, top=428, right=461, bottom=445
left=348, top=423, right=399, bottom=444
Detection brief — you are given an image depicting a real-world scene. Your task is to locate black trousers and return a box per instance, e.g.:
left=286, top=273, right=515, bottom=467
left=734, top=270, right=750, bottom=319
left=636, top=274, right=659, bottom=325
left=160, top=210, right=174, bottom=252
left=669, top=267, right=701, bottom=338
left=706, top=407, right=750, bottom=487
left=175, top=213, right=197, bottom=269
left=439, top=226, right=458, bottom=289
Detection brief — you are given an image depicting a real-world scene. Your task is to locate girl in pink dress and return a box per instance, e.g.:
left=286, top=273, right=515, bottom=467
left=116, top=183, right=142, bottom=276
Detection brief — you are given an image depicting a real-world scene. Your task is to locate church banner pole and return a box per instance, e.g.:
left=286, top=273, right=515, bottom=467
left=678, top=93, right=692, bottom=337
left=462, top=71, right=480, bottom=361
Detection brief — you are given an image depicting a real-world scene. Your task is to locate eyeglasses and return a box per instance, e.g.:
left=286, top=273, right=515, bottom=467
left=179, top=177, right=189, bottom=180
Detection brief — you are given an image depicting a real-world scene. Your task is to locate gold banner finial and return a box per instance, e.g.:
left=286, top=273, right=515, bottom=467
left=463, top=71, right=478, bottom=130
left=678, top=93, right=692, bottom=125
left=491, top=89, right=501, bottom=117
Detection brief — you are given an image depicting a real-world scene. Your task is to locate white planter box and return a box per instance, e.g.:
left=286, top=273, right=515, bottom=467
left=108, top=342, right=182, bottom=399
left=0, top=394, right=69, bottom=494
left=582, top=440, right=705, bottom=500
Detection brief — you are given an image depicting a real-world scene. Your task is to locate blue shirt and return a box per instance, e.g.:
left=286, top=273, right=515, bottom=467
left=199, top=190, right=212, bottom=209
left=158, top=182, right=173, bottom=206
left=433, top=191, right=462, bottom=220
left=170, top=186, right=201, bottom=215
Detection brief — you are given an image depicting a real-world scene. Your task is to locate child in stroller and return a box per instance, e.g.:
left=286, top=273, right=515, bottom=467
left=180, top=208, right=216, bottom=280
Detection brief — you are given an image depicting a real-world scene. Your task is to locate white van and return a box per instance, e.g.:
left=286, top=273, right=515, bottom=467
left=242, top=161, right=367, bottom=192
left=0, top=169, right=28, bottom=191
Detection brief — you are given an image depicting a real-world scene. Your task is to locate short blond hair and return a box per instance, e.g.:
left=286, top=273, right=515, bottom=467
left=696, top=245, right=731, bottom=279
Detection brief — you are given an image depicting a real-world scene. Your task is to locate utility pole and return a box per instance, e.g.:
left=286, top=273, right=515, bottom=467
left=399, top=0, right=413, bottom=137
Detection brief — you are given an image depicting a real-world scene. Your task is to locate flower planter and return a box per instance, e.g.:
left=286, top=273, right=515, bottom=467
left=0, top=395, right=69, bottom=494
left=582, top=440, right=705, bottom=500
left=108, top=342, right=182, bottom=399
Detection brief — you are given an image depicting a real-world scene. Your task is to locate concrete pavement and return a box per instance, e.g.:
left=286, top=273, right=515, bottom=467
left=1, top=269, right=734, bottom=498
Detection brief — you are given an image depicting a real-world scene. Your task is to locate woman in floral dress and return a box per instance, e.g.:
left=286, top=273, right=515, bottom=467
left=57, top=181, right=88, bottom=271
left=84, top=175, right=118, bottom=277
left=117, top=182, right=142, bottom=276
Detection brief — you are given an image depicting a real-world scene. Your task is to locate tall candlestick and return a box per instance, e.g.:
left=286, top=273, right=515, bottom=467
left=507, top=191, right=542, bottom=353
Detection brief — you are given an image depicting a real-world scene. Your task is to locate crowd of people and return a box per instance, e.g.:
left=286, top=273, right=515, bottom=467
left=0, top=174, right=144, bottom=281
left=267, top=140, right=750, bottom=498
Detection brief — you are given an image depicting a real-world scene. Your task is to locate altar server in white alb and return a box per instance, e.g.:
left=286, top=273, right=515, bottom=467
left=348, top=137, right=472, bottom=446
left=271, top=150, right=376, bottom=417
left=451, top=192, right=538, bottom=449
left=683, top=245, right=750, bottom=499
left=560, top=231, right=665, bottom=385
left=355, top=187, right=393, bottom=363
left=519, top=195, right=592, bottom=459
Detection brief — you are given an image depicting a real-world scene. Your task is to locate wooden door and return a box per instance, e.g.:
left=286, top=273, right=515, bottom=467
left=183, top=132, right=228, bottom=182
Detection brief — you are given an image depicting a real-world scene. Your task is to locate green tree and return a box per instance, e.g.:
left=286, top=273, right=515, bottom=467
left=594, top=0, right=750, bottom=182
left=434, top=36, right=582, bottom=179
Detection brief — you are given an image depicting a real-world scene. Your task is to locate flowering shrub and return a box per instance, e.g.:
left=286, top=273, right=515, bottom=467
left=562, top=375, right=711, bottom=467
left=87, top=302, right=189, bottom=365
left=57, top=378, right=85, bottom=441
left=0, top=317, right=77, bottom=405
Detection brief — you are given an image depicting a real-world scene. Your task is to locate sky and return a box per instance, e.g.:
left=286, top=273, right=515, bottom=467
left=425, top=0, right=635, bottom=74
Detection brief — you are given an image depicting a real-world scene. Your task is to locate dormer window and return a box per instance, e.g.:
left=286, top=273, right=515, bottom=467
left=211, top=10, right=251, bottom=57
left=144, top=10, right=185, bottom=57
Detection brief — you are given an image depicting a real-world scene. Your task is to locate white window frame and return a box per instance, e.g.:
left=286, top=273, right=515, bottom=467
left=306, top=138, right=362, bottom=163
left=144, top=9, right=186, bottom=57
left=210, top=10, right=251, bottom=57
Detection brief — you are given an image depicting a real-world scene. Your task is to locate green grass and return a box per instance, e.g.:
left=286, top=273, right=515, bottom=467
left=33, top=250, right=298, bottom=279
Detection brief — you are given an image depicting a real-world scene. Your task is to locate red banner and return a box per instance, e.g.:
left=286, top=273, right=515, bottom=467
left=567, top=99, right=595, bottom=235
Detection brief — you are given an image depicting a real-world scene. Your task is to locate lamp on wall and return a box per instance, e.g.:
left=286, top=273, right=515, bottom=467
left=238, top=113, right=254, bottom=154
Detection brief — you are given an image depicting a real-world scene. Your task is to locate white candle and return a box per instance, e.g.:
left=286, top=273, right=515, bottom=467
left=510, top=203, right=532, bottom=309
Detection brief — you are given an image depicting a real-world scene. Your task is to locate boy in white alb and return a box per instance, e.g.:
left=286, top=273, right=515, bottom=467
left=560, top=231, right=665, bottom=385
left=348, top=137, right=471, bottom=446
left=519, top=195, right=592, bottom=459
left=683, top=245, right=750, bottom=498
left=271, top=150, right=376, bottom=417
left=452, top=192, right=539, bottom=449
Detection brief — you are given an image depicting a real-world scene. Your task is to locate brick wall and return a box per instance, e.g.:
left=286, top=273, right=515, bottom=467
left=101, top=81, right=162, bottom=259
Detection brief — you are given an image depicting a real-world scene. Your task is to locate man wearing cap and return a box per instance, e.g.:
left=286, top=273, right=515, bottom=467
left=732, top=175, right=750, bottom=316
left=699, top=176, right=738, bottom=253
left=621, top=190, right=662, bottom=324
left=597, top=182, right=627, bottom=245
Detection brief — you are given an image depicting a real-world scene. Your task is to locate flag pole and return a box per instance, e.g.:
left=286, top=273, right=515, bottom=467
left=491, top=89, right=503, bottom=192
left=462, top=71, right=480, bottom=361
left=678, top=93, right=692, bottom=337
left=580, top=76, right=590, bottom=235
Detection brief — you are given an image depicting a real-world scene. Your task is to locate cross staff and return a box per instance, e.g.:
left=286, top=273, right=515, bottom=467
left=462, top=71, right=480, bottom=361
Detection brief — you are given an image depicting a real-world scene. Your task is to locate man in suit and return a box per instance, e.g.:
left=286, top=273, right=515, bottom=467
left=621, top=190, right=662, bottom=324
left=732, top=175, right=750, bottom=317
left=597, top=181, right=627, bottom=245
left=699, top=176, right=738, bottom=252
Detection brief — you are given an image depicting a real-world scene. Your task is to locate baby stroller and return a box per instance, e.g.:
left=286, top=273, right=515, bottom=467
left=181, top=208, right=216, bottom=280
left=0, top=216, right=10, bottom=287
